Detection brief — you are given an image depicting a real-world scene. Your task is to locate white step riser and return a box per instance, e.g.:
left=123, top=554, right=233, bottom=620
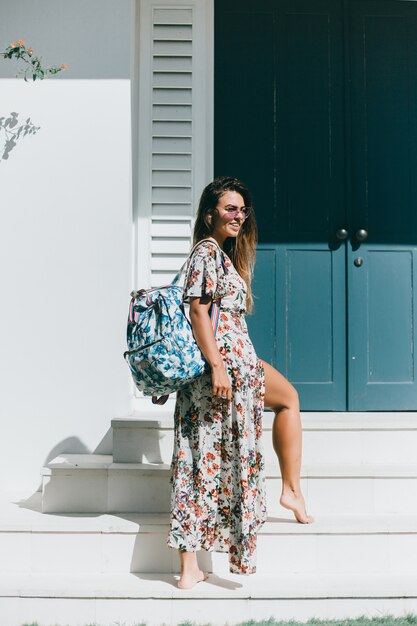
left=113, top=426, right=417, bottom=466
left=42, top=471, right=417, bottom=515
left=3, top=596, right=417, bottom=626
left=2, top=529, right=417, bottom=576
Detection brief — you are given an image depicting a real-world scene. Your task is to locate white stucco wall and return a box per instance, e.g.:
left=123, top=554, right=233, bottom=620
left=0, top=1, right=133, bottom=497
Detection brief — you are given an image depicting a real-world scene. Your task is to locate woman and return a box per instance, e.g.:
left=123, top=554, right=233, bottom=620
left=167, top=176, right=314, bottom=589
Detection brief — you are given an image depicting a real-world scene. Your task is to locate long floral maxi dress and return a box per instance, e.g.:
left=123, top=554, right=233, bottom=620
left=167, top=239, right=267, bottom=575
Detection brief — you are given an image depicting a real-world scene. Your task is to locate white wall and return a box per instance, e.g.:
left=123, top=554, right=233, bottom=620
left=0, top=1, right=133, bottom=498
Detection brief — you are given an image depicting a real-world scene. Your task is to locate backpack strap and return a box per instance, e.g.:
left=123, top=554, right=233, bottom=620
left=171, top=238, right=228, bottom=286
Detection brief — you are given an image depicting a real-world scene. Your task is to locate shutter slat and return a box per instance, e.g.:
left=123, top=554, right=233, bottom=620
left=151, top=221, right=192, bottom=238
left=153, top=89, right=192, bottom=104
left=153, top=40, right=192, bottom=55
left=153, top=72, right=192, bottom=88
left=151, top=239, right=191, bottom=254
left=151, top=272, right=181, bottom=287
left=152, top=170, right=192, bottom=186
left=151, top=255, right=188, bottom=271
left=152, top=120, right=192, bottom=135
left=152, top=153, right=192, bottom=168
left=153, top=24, right=192, bottom=39
left=153, top=105, right=192, bottom=120
left=152, top=204, right=193, bottom=215
left=153, top=56, right=192, bottom=71
left=153, top=8, right=193, bottom=24
left=152, top=187, right=192, bottom=203
left=152, top=137, right=192, bottom=152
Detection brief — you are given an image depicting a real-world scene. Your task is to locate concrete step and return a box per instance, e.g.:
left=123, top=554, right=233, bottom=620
left=112, top=411, right=417, bottom=465
left=1, top=571, right=417, bottom=626
left=4, top=494, right=417, bottom=577
left=42, top=453, right=417, bottom=515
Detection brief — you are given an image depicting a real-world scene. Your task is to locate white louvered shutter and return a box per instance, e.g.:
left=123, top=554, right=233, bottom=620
left=135, top=0, right=213, bottom=289
left=132, top=0, right=213, bottom=406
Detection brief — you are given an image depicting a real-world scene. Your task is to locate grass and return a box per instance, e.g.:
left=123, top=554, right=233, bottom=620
left=20, top=614, right=417, bottom=626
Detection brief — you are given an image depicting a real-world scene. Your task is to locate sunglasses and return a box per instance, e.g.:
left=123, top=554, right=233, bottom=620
left=216, top=205, right=252, bottom=221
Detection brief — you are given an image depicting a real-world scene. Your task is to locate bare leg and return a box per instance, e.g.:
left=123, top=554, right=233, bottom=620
left=260, top=359, right=314, bottom=524
left=177, top=550, right=208, bottom=589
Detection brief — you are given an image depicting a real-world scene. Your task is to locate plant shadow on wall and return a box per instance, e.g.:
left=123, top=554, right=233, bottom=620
left=0, top=112, right=40, bottom=162
left=0, top=39, right=67, bottom=162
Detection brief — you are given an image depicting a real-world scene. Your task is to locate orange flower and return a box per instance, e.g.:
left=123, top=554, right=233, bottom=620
left=28, top=48, right=33, bottom=55
left=11, top=42, right=17, bottom=47
left=60, top=63, right=68, bottom=70
left=17, top=39, right=25, bottom=45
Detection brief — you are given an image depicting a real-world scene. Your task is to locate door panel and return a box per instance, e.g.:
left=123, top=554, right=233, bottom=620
left=215, top=0, right=346, bottom=244
left=276, top=4, right=345, bottom=242
left=214, top=3, right=276, bottom=239
left=348, top=0, right=417, bottom=409
left=248, top=244, right=346, bottom=409
left=278, top=244, right=346, bottom=409
left=349, top=0, right=417, bottom=244
left=348, top=246, right=417, bottom=409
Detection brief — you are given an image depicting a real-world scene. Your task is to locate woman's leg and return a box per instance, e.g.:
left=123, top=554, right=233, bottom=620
left=260, top=359, right=314, bottom=524
left=178, top=550, right=208, bottom=589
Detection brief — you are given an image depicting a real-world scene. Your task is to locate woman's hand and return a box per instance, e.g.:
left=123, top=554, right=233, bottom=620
left=211, top=362, right=232, bottom=400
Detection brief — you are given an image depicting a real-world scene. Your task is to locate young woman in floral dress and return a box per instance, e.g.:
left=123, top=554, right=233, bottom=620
left=167, top=177, right=314, bottom=590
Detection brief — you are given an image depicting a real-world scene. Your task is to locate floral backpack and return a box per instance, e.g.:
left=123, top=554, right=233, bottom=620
left=123, top=238, right=227, bottom=405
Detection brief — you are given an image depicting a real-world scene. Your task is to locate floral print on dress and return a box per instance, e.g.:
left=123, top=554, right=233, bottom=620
left=167, top=240, right=267, bottom=575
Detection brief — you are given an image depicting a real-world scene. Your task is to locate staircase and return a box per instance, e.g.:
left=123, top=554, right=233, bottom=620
left=2, top=411, right=417, bottom=625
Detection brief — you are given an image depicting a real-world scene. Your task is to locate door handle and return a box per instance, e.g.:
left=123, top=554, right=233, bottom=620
left=335, top=228, right=349, bottom=240
left=355, top=228, right=368, bottom=242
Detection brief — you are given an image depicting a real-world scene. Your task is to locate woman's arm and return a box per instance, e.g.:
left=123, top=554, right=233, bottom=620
left=189, top=295, right=232, bottom=401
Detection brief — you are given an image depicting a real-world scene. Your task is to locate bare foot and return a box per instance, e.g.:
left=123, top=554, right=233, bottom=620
left=177, top=569, right=208, bottom=590
left=280, top=490, right=314, bottom=524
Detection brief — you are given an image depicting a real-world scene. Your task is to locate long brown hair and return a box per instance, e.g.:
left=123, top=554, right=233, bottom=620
left=192, top=176, right=258, bottom=314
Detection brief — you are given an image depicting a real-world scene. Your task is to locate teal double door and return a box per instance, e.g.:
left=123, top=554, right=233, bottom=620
left=215, top=0, right=417, bottom=410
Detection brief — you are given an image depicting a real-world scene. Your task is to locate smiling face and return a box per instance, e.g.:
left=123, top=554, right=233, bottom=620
left=210, top=190, right=248, bottom=245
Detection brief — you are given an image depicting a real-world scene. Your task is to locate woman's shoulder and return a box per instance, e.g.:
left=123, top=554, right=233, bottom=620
left=191, top=239, right=223, bottom=261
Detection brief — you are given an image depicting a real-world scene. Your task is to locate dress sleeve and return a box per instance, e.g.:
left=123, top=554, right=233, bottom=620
left=183, top=241, right=221, bottom=303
